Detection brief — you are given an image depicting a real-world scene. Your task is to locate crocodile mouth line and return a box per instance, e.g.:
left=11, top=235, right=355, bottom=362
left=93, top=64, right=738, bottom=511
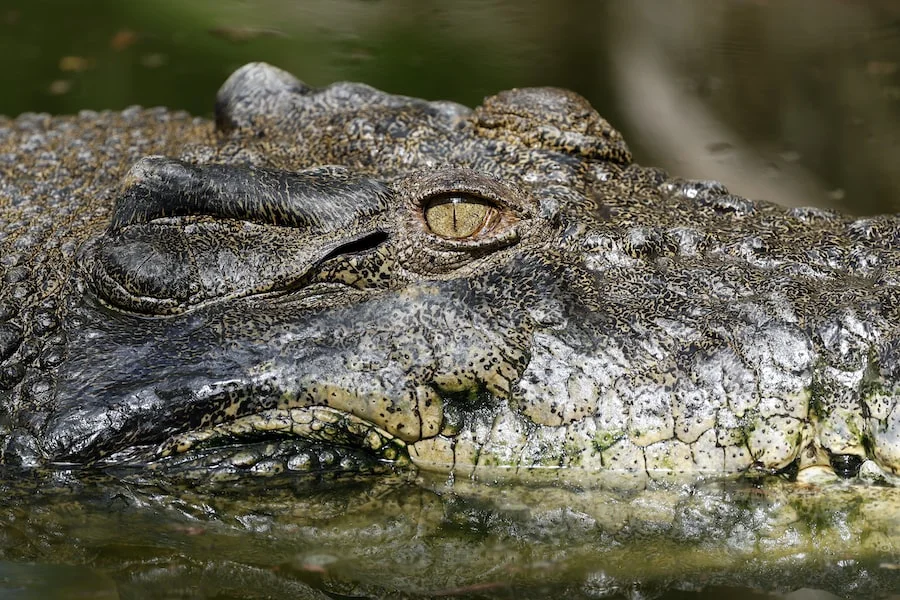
left=154, top=406, right=411, bottom=469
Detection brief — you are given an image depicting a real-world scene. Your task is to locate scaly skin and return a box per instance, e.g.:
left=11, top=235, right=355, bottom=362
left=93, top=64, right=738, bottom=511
left=2, top=63, right=898, bottom=484
left=1, top=61, right=899, bottom=598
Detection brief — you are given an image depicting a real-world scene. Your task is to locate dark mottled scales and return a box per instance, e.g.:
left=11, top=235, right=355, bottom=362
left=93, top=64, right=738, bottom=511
left=0, top=63, right=898, bottom=488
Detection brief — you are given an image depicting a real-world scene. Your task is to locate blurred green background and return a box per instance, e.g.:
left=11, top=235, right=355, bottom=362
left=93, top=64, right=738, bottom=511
left=1, top=0, right=899, bottom=213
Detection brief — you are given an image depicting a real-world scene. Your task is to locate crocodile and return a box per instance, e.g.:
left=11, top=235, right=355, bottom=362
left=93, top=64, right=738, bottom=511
left=1, top=61, right=899, bottom=598
left=1, top=62, right=899, bottom=487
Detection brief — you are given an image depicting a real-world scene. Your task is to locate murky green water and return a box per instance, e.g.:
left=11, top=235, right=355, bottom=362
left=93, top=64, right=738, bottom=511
left=1, top=1, right=900, bottom=598
left=0, top=466, right=898, bottom=599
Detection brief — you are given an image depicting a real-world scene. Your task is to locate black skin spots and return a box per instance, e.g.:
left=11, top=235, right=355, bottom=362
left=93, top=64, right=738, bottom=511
left=830, top=453, right=865, bottom=479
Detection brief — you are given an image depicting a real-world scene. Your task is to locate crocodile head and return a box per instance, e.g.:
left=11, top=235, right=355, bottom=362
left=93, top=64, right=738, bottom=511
left=2, top=63, right=899, bottom=487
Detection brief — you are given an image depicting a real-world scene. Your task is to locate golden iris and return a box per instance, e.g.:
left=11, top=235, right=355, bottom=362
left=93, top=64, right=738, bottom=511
left=424, top=196, right=496, bottom=239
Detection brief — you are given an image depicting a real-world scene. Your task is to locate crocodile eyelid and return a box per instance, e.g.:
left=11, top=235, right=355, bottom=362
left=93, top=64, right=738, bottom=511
left=410, top=181, right=512, bottom=213
left=400, top=167, right=531, bottom=216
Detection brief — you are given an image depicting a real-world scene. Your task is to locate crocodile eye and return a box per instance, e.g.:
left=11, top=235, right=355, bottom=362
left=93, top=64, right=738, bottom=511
left=424, top=195, right=499, bottom=239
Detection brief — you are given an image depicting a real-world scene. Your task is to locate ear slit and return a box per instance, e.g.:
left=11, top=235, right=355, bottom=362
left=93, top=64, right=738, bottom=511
left=319, top=231, right=390, bottom=262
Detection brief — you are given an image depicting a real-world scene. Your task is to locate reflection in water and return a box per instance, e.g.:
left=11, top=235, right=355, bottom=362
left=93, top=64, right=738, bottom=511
left=0, top=466, right=897, bottom=599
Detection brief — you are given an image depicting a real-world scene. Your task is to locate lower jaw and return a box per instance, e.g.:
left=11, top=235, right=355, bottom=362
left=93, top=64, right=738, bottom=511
left=86, top=405, right=900, bottom=489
